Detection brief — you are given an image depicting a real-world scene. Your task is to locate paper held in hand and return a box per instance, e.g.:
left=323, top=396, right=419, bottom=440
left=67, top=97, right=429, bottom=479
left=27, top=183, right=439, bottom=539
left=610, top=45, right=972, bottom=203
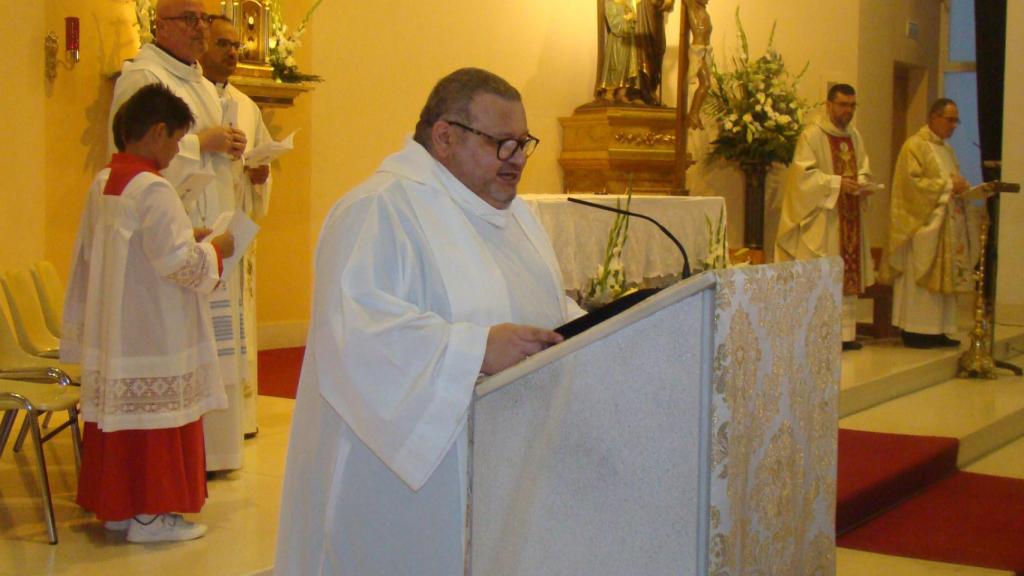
left=244, top=131, right=296, bottom=168
left=204, top=210, right=259, bottom=282
left=855, top=182, right=885, bottom=196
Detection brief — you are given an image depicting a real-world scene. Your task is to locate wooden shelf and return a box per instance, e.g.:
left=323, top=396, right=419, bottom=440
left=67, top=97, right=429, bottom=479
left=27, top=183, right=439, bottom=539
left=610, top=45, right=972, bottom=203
left=229, top=75, right=315, bottom=109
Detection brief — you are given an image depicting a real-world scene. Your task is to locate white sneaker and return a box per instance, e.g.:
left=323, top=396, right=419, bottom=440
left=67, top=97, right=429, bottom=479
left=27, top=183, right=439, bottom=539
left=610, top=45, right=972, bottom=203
left=103, top=519, right=131, bottom=531
left=126, top=514, right=207, bottom=543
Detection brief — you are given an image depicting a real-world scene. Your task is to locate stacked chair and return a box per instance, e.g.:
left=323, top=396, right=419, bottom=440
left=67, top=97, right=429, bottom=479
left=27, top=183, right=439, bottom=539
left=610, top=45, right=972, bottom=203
left=0, top=262, right=81, bottom=544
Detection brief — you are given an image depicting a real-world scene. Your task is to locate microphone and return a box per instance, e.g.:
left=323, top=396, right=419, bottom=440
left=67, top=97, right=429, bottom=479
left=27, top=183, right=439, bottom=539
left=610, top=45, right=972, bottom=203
left=566, top=197, right=692, bottom=279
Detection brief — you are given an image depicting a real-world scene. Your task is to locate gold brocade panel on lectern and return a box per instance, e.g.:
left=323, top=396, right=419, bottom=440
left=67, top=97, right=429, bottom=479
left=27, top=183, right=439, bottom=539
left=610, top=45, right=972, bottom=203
left=559, top=106, right=682, bottom=196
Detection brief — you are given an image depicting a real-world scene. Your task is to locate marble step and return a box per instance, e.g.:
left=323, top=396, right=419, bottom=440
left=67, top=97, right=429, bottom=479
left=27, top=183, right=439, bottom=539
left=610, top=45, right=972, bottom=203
left=840, top=356, right=1024, bottom=467
left=839, top=325, right=1024, bottom=418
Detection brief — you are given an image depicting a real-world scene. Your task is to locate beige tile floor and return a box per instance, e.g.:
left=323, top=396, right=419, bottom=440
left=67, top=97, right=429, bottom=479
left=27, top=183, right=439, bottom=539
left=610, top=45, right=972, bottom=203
left=0, top=396, right=293, bottom=576
left=2, top=339, right=1023, bottom=575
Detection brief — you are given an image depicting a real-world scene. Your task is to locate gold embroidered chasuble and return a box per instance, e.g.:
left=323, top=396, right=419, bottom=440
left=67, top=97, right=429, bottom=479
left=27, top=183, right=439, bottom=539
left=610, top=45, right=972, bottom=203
left=889, top=126, right=977, bottom=293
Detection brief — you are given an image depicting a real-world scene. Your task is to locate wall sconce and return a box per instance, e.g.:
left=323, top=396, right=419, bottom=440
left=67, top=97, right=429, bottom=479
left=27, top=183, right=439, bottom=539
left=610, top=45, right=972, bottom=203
left=45, top=17, right=80, bottom=82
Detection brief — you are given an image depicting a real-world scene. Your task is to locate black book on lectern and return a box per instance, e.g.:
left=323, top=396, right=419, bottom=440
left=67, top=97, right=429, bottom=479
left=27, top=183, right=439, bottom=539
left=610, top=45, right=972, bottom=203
left=555, top=288, right=662, bottom=339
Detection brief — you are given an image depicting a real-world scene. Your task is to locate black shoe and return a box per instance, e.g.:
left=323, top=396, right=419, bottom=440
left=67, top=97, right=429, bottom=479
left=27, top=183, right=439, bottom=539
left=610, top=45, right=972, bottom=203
left=842, top=341, right=863, bottom=351
left=244, top=427, right=259, bottom=440
left=937, top=335, right=961, bottom=348
left=901, top=330, right=939, bottom=349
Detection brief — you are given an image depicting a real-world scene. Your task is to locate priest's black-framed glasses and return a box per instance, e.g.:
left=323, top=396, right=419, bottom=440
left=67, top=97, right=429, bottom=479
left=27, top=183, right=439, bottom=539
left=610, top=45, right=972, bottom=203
left=444, top=120, right=540, bottom=161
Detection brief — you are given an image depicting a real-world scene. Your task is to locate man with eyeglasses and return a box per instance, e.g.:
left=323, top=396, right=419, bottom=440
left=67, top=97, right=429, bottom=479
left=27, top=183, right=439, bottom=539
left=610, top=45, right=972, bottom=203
left=275, top=68, right=584, bottom=576
left=109, top=0, right=249, bottom=475
left=200, top=16, right=273, bottom=441
left=889, top=98, right=978, bottom=349
left=776, top=83, right=876, bottom=351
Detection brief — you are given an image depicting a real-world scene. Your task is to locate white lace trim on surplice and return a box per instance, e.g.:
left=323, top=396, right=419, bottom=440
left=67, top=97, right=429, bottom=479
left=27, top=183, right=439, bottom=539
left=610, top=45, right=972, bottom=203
left=164, top=244, right=214, bottom=289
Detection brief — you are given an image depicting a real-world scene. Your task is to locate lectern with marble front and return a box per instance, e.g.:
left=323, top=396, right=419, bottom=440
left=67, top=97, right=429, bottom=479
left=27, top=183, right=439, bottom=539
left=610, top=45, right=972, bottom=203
left=467, top=258, right=842, bottom=575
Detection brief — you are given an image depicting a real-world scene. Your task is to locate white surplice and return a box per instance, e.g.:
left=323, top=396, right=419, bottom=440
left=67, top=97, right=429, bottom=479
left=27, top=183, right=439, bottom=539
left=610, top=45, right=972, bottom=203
left=275, top=139, right=582, bottom=576
left=111, top=45, right=246, bottom=469
left=61, top=167, right=227, bottom=431
left=220, top=81, right=274, bottom=436
left=776, top=118, right=874, bottom=341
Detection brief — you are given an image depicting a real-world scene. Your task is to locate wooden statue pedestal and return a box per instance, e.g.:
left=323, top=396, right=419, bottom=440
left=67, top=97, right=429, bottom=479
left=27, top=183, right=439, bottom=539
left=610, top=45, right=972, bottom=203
left=558, top=105, right=686, bottom=196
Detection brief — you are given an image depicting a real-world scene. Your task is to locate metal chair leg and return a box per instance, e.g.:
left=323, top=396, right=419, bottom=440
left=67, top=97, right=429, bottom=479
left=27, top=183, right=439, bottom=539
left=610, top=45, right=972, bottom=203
left=67, top=406, right=82, bottom=473
left=13, top=413, right=33, bottom=452
left=42, top=412, right=52, bottom=429
left=0, top=410, right=16, bottom=458
left=27, top=409, right=58, bottom=544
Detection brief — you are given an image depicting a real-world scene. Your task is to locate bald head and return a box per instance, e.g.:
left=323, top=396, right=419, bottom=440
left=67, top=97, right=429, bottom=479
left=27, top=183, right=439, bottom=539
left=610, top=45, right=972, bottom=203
left=154, top=0, right=211, bottom=63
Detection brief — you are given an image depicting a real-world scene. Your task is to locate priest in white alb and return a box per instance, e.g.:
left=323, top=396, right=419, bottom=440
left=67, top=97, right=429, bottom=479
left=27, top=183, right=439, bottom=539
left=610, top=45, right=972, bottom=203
left=776, top=83, right=875, bottom=350
left=110, top=0, right=248, bottom=471
left=888, top=98, right=979, bottom=349
left=275, top=68, right=584, bottom=576
left=201, top=16, right=274, bottom=438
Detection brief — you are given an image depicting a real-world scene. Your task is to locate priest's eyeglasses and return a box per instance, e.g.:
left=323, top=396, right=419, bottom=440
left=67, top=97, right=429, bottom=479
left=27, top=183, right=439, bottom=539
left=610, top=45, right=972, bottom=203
left=446, top=120, right=540, bottom=161
left=162, top=12, right=215, bottom=28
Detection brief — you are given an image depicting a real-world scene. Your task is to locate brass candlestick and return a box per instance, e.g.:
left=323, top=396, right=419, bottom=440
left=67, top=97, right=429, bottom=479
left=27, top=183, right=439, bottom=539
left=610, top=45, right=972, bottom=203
left=958, top=205, right=997, bottom=379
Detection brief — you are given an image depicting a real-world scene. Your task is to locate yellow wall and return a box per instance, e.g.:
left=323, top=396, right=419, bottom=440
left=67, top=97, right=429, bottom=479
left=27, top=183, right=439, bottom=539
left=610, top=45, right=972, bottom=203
left=1, top=2, right=47, bottom=270
left=857, top=0, right=942, bottom=249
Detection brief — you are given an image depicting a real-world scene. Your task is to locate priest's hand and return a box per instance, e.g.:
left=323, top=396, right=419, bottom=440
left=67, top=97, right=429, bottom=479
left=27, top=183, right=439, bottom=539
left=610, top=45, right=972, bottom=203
left=193, top=227, right=212, bottom=241
left=198, top=126, right=247, bottom=159
left=210, top=232, right=235, bottom=259
left=481, top=323, right=564, bottom=376
left=247, top=165, right=270, bottom=185
left=840, top=177, right=860, bottom=195
left=952, top=175, right=970, bottom=196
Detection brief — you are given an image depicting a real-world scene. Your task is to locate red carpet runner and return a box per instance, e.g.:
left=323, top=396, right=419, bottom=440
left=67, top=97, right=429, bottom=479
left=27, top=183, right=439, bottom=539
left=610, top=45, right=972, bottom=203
left=838, top=471, right=1024, bottom=573
left=257, top=347, right=304, bottom=399
left=837, top=429, right=959, bottom=534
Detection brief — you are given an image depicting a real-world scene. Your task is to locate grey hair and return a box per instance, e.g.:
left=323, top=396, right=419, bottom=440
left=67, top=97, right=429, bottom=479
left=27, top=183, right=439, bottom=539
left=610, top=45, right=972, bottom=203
left=929, top=97, right=957, bottom=118
left=413, top=68, right=521, bottom=151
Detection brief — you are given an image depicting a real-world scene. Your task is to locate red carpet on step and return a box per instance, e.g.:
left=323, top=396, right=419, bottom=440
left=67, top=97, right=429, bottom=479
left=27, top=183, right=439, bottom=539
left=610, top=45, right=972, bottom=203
left=838, top=471, right=1024, bottom=573
left=257, top=347, right=305, bottom=399
left=837, top=429, right=959, bottom=534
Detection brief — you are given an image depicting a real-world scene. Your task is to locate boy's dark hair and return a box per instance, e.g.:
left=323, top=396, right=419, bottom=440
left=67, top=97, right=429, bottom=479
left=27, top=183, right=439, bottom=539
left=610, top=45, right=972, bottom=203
left=112, top=83, right=195, bottom=151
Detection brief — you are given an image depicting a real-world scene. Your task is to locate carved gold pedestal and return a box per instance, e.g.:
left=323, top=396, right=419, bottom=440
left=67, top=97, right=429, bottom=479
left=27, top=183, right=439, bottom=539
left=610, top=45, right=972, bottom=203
left=559, top=106, right=687, bottom=195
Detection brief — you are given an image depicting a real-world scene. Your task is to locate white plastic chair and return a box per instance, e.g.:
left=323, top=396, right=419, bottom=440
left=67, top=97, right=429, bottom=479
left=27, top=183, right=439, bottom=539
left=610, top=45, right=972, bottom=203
left=1, top=269, right=60, bottom=358
left=31, top=261, right=64, bottom=339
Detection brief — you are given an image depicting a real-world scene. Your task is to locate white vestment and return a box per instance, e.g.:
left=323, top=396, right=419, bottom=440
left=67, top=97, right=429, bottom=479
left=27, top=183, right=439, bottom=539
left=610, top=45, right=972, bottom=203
left=220, top=81, right=274, bottom=436
left=110, top=44, right=245, bottom=470
left=776, top=118, right=874, bottom=341
left=61, top=164, right=227, bottom=431
left=275, top=140, right=582, bottom=576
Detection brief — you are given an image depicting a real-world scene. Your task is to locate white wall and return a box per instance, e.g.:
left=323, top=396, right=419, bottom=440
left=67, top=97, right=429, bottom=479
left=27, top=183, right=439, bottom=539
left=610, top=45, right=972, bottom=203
left=997, top=1, right=1024, bottom=319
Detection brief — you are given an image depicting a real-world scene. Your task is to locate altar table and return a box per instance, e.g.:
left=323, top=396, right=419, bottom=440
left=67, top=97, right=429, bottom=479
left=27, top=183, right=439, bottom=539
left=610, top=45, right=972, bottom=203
left=521, top=194, right=727, bottom=293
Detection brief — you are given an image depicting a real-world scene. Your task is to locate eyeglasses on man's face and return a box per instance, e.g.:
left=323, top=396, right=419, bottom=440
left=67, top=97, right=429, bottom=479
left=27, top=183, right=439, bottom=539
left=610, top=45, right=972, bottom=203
left=162, top=12, right=215, bottom=28
left=214, top=38, right=242, bottom=50
left=445, top=120, right=540, bottom=161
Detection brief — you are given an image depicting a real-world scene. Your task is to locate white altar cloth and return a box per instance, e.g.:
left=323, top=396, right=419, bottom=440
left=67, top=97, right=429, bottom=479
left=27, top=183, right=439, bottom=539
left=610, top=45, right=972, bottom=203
left=521, top=194, right=727, bottom=293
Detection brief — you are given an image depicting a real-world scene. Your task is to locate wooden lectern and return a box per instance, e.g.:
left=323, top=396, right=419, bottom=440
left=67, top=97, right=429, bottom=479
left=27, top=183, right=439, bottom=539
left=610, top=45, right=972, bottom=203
left=467, top=258, right=842, bottom=575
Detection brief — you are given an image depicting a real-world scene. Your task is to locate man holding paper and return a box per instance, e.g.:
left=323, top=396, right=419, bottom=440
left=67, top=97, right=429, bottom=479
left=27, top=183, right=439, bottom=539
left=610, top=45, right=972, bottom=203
left=110, top=0, right=249, bottom=472
left=888, top=98, right=979, bottom=349
left=776, top=83, right=876, bottom=350
left=201, top=15, right=276, bottom=438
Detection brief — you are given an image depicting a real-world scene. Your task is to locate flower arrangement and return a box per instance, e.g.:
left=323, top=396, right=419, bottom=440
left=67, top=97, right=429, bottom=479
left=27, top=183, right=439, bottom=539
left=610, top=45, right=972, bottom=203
left=268, top=0, right=324, bottom=83
left=583, top=182, right=635, bottom=308
left=704, top=9, right=811, bottom=167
